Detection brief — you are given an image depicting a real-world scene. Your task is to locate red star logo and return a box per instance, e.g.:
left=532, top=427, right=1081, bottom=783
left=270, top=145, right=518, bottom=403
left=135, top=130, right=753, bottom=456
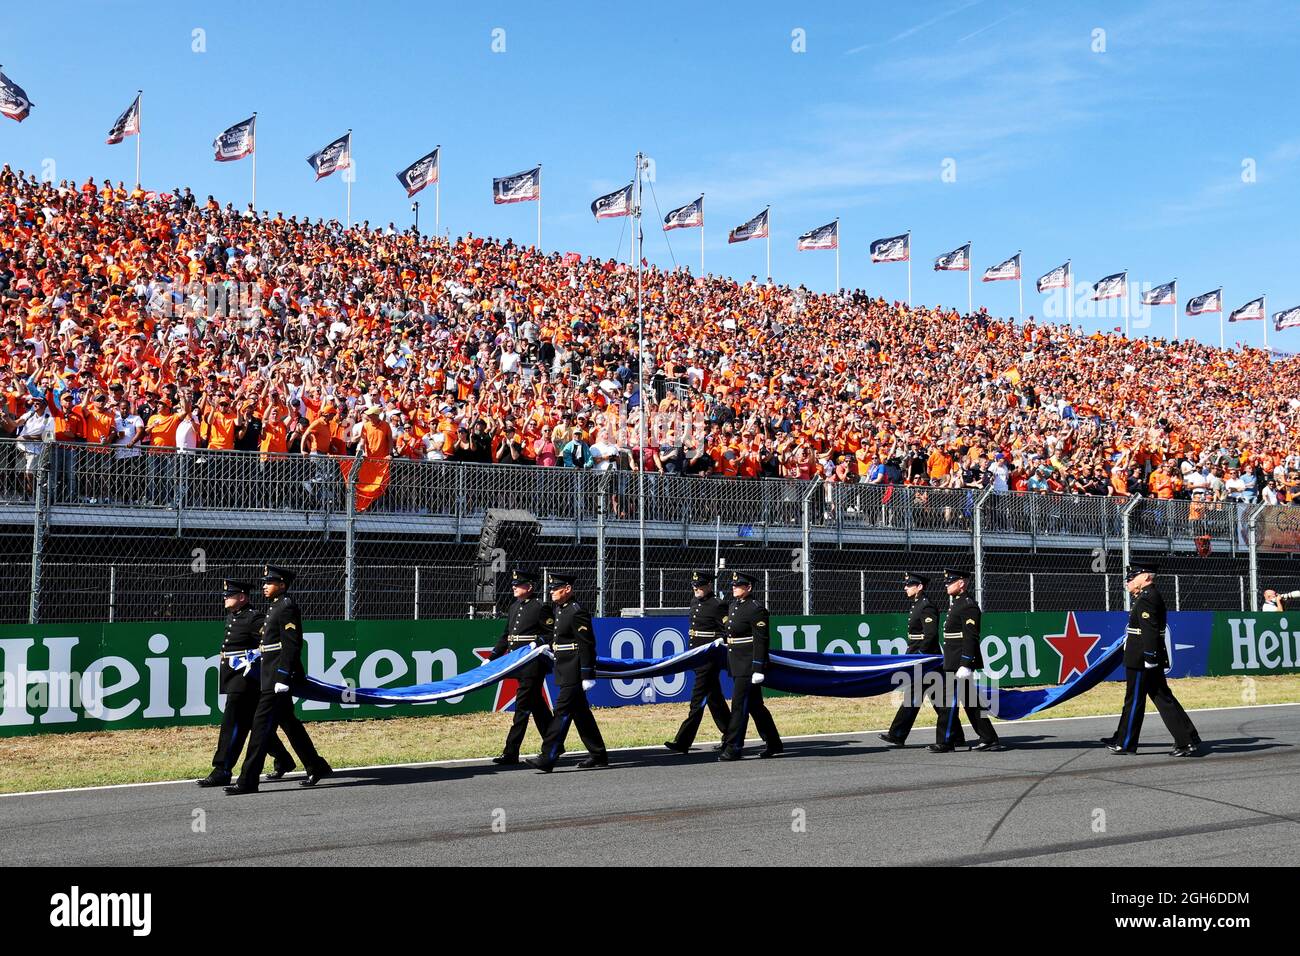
left=474, top=646, right=553, bottom=713
left=1043, top=612, right=1102, bottom=683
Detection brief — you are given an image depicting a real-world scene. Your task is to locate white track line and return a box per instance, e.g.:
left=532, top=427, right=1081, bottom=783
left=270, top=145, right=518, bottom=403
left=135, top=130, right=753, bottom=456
left=2, top=701, right=1296, bottom=800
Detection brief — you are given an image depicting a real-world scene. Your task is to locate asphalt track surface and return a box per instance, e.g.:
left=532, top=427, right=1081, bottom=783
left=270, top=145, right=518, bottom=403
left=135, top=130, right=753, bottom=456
left=2, top=705, right=1297, bottom=866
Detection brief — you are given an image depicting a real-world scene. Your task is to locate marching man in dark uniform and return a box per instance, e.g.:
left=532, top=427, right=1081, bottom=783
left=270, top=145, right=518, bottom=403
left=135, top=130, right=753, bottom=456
left=931, top=568, right=1003, bottom=753
left=719, top=571, right=783, bottom=761
left=196, top=579, right=295, bottom=787
left=1104, top=561, right=1201, bottom=756
left=487, top=569, right=555, bottom=765
left=527, top=572, right=608, bottom=772
left=664, top=570, right=731, bottom=754
left=225, top=566, right=333, bottom=795
left=879, top=572, right=942, bottom=747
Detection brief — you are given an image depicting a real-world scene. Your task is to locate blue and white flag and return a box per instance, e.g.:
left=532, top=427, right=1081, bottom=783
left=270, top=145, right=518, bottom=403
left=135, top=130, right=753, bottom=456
left=214, top=115, right=256, bottom=162
left=1036, top=261, right=1069, bottom=292
left=396, top=146, right=439, bottom=197
left=1229, top=296, right=1266, bottom=323
left=870, top=233, right=910, bottom=263
left=307, top=132, right=352, bottom=180
left=796, top=220, right=838, bottom=251
left=982, top=253, right=1020, bottom=282
left=591, top=182, right=633, bottom=220
left=1186, top=289, right=1223, bottom=315
left=1273, top=306, right=1300, bottom=332
left=1143, top=280, right=1176, bottom=306
left=1092, top=271, right=1127, bottom=300
left=663, top=196, right=703, bottom=231
left=728, top=207, right=769, bottom=243
left=934, top=243, right=971, bottom=272
left=493, top=166, right=541, bottom=204
left=0, top=70, right=33, bottom=123
left=105, top=94, right=141, bottom=145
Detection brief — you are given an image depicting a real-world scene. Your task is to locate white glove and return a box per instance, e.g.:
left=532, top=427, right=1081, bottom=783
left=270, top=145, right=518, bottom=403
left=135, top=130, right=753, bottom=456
left=274, top=682, right=290, bottom=694
left=956, top=666, right=973, bottom=680
left=1144, top=660, right=1159, bottom=669
left=751, top=671, right=765, bottom=685
left=239, top=660, right=253, bottom=677
left=581, top=679, right=596, bottom=692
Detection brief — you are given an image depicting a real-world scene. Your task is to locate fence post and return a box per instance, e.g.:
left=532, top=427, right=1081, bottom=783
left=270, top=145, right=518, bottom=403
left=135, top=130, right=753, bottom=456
left=1104, top=574, right=1111, bottom=611
left=1029, top=572, right=1035, bottom=612
left=108, top=566, right=116, bottom=623
left=1174, top=574, right=1181, bottom=611
left=1120, top=495, right=1142, bottom=611
left=454, top=465, right=466, bottom=543
left=801, top=478, right=820, bottom=615
left=1246, top=503, right=1265, bottom=611
left=413, top=567, right=420, bottom=620
left=860, top=570, right=866, bottom=614
left=972, top=486, right=994, bottom=607
left=28, top=445, right=51, bottom=625
left=343, top=456, right=358, bottom=621
left=595, top=470, right=608, bottom=617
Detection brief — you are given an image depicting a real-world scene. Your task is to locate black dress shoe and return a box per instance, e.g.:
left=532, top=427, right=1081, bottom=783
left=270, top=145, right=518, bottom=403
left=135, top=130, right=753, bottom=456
left=712, top=741, right=726, bottom=752
left=264, top=763, right=295, bottom=781
left=663, top=741, right=690, bottom=754
left=577, top=756, right=608, bottom=769
left=717, top=750, right=742, bottom=761
left=300, top=762, right=333, bottom=787
left=1107, top=743, right=1135, bottom=754
left=196, top=770, right=231, bottom=788
left=877, top=733, right=905, bottom=747
left=928, top=743, right=955, bottom=753
left=525, top=757, right=554, bottom=773
left=223, top=783, right=258, bottom=796
left=491, top=754, right=520, bottom=765
left=972, top=741, right=1006, bottom=752
left=1169, top=743, right=1199, bottom=757
left=759, top=744, right=784, bottom=759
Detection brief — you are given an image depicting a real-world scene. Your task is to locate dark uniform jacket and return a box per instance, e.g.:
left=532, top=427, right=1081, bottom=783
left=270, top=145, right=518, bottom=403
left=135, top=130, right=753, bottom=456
left=725, top=596, right=771, bottom=679
left=1124, top=585, right=1168, bottom=669
left=260, top=595, right=306, bottom=692
left=941, top=595, right=983, bottom=671
left=219, top=605, right=266, bottom=694
left=688, top=593, right=728, bottom=647
left=550, top=599, right=595, bottom=686
left=906, top=595, right=941, bottom=654
left=490, top=595, right=554, bottom=659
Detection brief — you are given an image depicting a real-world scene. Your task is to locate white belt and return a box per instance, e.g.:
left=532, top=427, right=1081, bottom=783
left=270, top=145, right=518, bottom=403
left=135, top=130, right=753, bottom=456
left=727, top=637, right=754, bottom=645
left=942, top=632, right=965, bottom=639
left=258, top=643, right=282, bottom=652
left=1125, top=627, right=1140, bottom=634
left=553, top=643, right=578, bottom=652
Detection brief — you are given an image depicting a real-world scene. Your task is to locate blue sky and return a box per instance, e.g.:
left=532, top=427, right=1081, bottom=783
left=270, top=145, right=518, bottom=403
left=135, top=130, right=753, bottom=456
left=2, top=0, right=1298, bottom=349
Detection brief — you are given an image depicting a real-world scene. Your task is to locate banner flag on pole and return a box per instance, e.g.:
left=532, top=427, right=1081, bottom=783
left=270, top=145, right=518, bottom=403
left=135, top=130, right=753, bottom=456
left=728, top=208, right=770, bottom=243
left=214, top=115, right=256, bottom=162
left=982, top=253, right=1021, bottom=282
left=1186, top=289, right=1223, bottom=315
left=1092, top=271, right=1127, bottom=300
left=0, top=70, right=33, bottom=122
left=1036, top=261, right=1069, bottom=291
left=105, top=94, right=141, bottom=145
left=1143, top=280, right=1177, bottom=306
left=1229, top=296, right=1266, bottom=323
left=870, top=233, right=910, bottom=263
left=663, top=196, right=703, bottom=230
left=590, top=182, right=633, bottom=220
left=492, top=166, right=542, bottom=204
left=306, top=132, right=352, bottom=180
left=796, top=220, right=838, bottom=251
left=934, top=242, right=971, bottom=271
left=395, top=146, right=439, bottom=197
left=1273, top=306, right=1300, bottom=332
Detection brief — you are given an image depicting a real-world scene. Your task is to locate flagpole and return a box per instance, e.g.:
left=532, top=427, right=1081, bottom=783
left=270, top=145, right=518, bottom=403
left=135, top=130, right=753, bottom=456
left=765, top=205, right=771, bottom=282
left=345, top=129, right=352, bottom=228
left=135, top=91, right=142, bottom=189
left=835, top=218, right=841, bottom=294
left=907, top=231, right=912, bottom=308
left=1123, top=271, right=1129, bottom=338
left=966, top=241, right=972, bottom=315
left=251, top=113, right=258, bottom=211
left=536, top=164, right=542, bottom=250
left=435, top=145, right=441, bottom=231
left=700, top=195, right=705, bottom=276
left=1017, top=251, right=1023, bottom=319
left=634, top=151, right=646, bottom=614
left=1263, top=294, right=1269, bottom=351
left=1219, top=287, right=1225, bottom=349
left=1067, top=260, right=1073, bottom=328
left=1172, top=278, right=1178, bottom=340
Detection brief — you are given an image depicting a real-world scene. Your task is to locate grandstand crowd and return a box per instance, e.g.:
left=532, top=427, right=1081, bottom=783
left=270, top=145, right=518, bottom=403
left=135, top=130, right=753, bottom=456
left=3, top=163, right=1300, bottom=507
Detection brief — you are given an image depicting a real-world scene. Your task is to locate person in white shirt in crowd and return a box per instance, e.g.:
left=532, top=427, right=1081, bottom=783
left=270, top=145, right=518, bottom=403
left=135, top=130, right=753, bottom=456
left=14, top=395, right=54, bottom=497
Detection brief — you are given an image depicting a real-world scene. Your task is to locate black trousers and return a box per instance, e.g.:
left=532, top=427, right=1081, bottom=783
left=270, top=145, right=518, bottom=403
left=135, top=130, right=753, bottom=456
left=671, top=658, right=731, bottom=748
left=537, top=682, right=606, bottom=765
left=1111, top=667, right=1197, bottom=751
left=212, top=689, right=293, bottom=772
left=934, top=673, right=997, bottom=746
left=887, top=675, right=942, bottom=742
left=502, top=665, right=553, bottom=758
left=236, top=691, right=326, bottom=788
left=722, top=675, right=781, bottom=754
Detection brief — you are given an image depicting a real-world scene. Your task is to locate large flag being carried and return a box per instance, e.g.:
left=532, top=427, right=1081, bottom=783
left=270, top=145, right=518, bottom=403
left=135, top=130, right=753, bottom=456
left=105, top=94, right=141, bottom=145
left=796, top=220, right=838, bottom=251
left=934, top=243, right=971, bottom=271
left=306, top=132, right=352, bottom=180
left=663, top=196, right=703, bottom=230
left=1092, top=271, right=1127, bottom=300
left=493, top=166, right=541, bottom=204
left=395, top=147, right=439, bottom=197
left=214, top=115, right=256, bottom=162
left=1036, top=261, right=1069, bottom=292
left=1229, top=296, right=1266, bottom=323
left=870, top=233, right=910, bottom=263
left=728, top=208, right=770, bottom=243
left=591, top=183, right=633, bottom=220
left=0, top=70, right=33, bottom=122
left=1274, top=306, right=1300, bottom=332
left=1186, top=289, right=1223, bottom=315
left=982, top=253, right=1020, bottom=282
left=1143, top=280, right=1176, bottom=306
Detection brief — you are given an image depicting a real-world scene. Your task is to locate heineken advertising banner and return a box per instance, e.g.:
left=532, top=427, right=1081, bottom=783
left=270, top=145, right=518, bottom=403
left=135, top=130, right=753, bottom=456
left=1, top=611, right=1296, bottom=737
